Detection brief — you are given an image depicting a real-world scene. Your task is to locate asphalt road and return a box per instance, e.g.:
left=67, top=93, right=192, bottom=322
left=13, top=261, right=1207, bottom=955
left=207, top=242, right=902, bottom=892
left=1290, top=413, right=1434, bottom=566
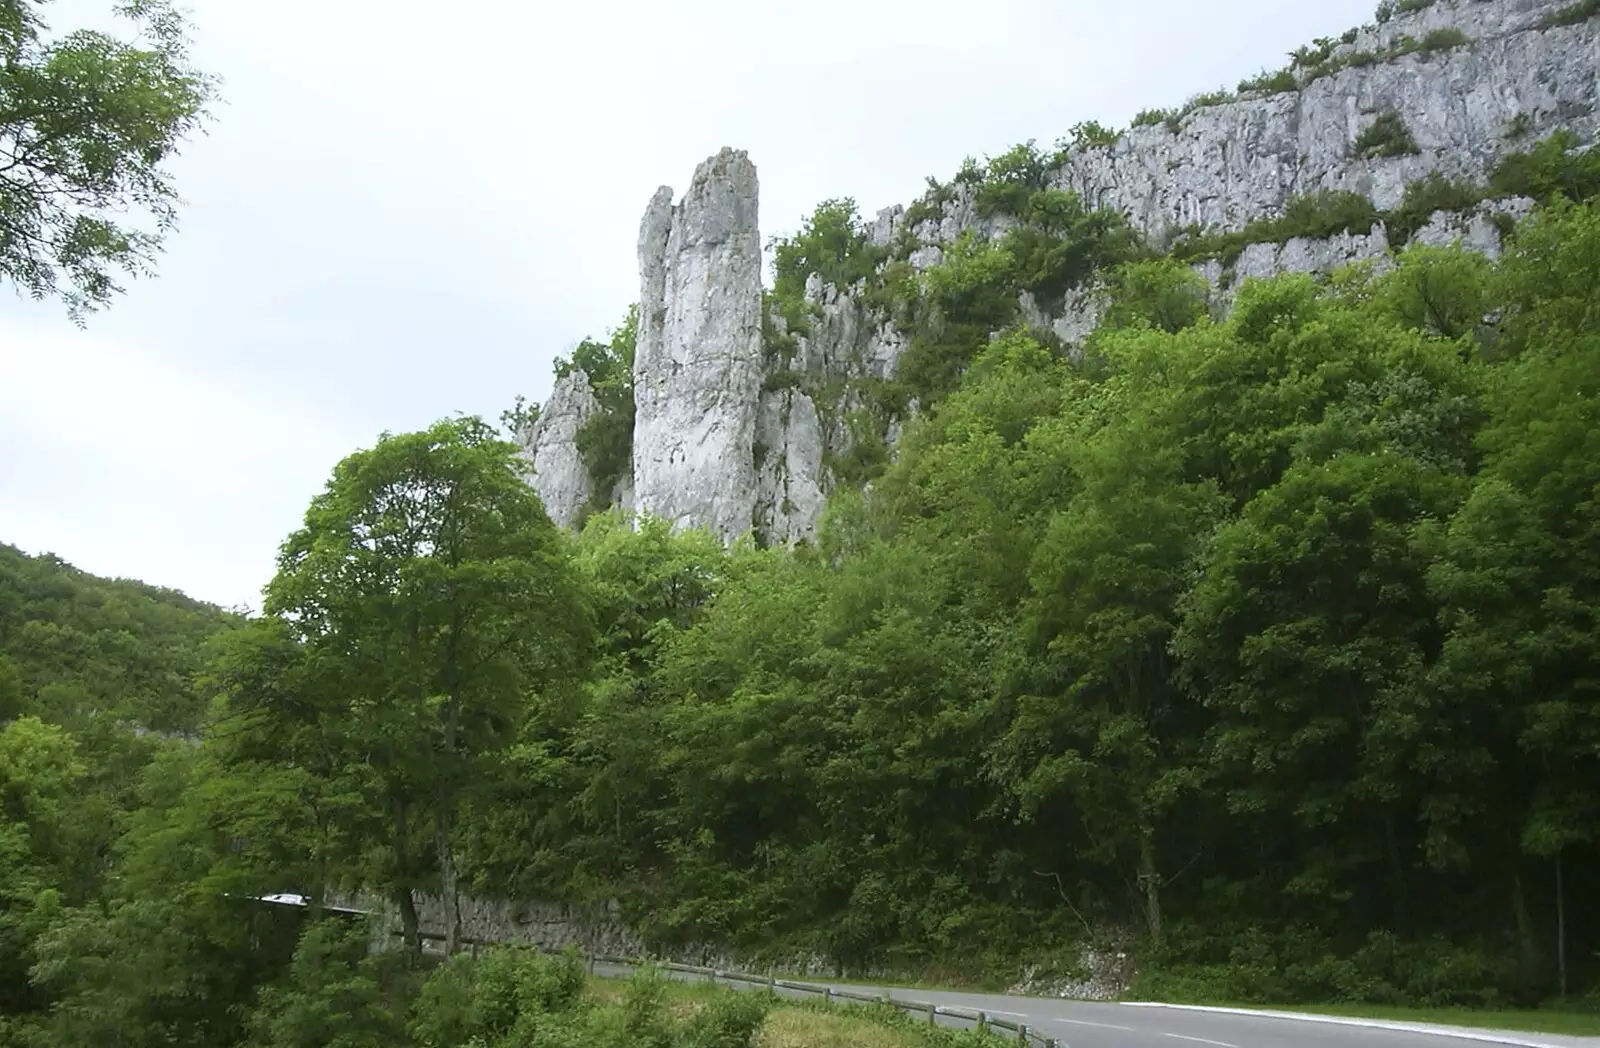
left=593, top=961, right=1598, bottom=1048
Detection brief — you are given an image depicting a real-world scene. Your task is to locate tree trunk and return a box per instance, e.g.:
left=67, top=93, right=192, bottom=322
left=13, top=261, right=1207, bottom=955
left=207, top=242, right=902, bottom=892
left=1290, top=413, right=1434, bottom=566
left=1139, top=828, right=1163, bottom=946
left=391, top=795, right=421, bottom=957
left=397, top=884, right=421, bottom=959
left=1555, top=849, right=1567, bottom=999
left=1511, top=869, right=1540, bottom=975
left=435, top=807, right=463, bottom=956
left=1383, top=815, right=1409, bottom=930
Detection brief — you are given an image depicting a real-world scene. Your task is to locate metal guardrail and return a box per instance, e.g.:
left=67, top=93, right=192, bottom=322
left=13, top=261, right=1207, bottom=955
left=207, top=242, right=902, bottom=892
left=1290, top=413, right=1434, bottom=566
left=394, top=929, right=1064, bottom=1047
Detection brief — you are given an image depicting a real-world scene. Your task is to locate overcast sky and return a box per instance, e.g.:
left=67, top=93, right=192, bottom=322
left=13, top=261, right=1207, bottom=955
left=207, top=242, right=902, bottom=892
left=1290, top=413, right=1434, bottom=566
left=0, top=0, right=1378, bottom=610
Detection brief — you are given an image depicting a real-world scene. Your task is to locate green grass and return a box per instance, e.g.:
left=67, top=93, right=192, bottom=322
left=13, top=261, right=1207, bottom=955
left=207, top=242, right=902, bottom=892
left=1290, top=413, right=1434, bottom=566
left=586, top=974, right=1005, bottom=1046
left=1182, top=1002, right=1600, bottom=1036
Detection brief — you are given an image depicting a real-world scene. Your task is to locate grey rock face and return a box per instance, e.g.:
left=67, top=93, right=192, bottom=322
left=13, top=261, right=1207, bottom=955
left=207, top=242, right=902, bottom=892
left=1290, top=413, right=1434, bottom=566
left=522, top=0, right=1594, bottom=548
left=1050, top=0, right=1596, bottom=243
left=754, top=389, right=827, bottom=546
left=519, top=369, right=601, bottom=530
left=631, top=149, right=765, bottom=544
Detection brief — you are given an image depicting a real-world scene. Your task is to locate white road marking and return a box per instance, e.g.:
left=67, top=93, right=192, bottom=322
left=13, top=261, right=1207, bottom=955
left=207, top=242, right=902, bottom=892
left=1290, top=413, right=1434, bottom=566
left=1165, top=1034, right=1239, bottom=1047
left=1058, top=1019, right=1139, bottom=1031
left=1122, top=1003, right=1571, bottom=1048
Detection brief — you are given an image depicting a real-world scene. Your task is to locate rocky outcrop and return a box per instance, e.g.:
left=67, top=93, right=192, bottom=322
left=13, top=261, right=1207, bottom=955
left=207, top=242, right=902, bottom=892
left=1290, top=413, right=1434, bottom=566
left=518, top=369, right=600, bottom=530
left=631, top=149, right=765, bottom=544
left=1038, top=0, right=1594, bottom=242
left=754, top=389, right=826, bottom=546
left=520, top=0, right=1597, bottom=547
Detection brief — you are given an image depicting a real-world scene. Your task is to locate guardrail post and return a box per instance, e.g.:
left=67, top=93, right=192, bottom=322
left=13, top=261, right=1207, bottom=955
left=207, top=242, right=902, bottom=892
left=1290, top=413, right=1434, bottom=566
left=825, top=987, right=834, bottom=1005
left=1018, top=1023, right=1029, bottom=1042
left=977, top=1011, right=987, bottom=1033
left=927, top=1002, right=937, bottom=1024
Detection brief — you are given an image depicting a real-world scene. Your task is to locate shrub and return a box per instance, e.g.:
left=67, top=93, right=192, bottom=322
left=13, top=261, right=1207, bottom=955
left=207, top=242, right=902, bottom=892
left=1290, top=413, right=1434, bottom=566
left=1490, top=129, right=1600, bottom=204
left=1505, top=112, right=1534, bottom=140
left=575, top=405, right=636, bottom=511
left=1239, top=68, right=1299, bottom=95
left=1170, top=190, right=1381, bottom=266
left=1278, top=190, right=1384, bottom=239
left=761, top=370, right=801, bottom=395
left=1371, top=242, right=1494, bottom=340
left=1353, top=111, right=1421, bottom=159
left=1008, top=189, right=1145, bottom=301
left=1132, top=108, right=1172, bottom=129
left=974, top=140, right=1052, bottom=218
left=1099, top=259, right=1211, bottom=333
left=1543, top=0, right=1600, bottom=26
left=1397, top=0, right=1437, bottom=12
left=1189, top=89, right=1234, bottom=109
left=770, top=198, right=884, bottom=302
left=1069, top=120, right=1121, bottom=150
left=556, top=309, right=639, bottom=513
left=1291, top=39, right=1337, bottom=69
left=1419, top=27, right=1470, bottom=52
left=683, top=990, right=770, bottom=1048
left=1342, top=27, right=1360, bottom=43
left=1387, top=172, right=1487, bottom=245
left=859, top=258, right=920, bottom=327
left=903, top=198, right=939, bottom=231
left=409, top=947, right=590, bottom=1047
left=1376, top=0, right=1397, bottom=22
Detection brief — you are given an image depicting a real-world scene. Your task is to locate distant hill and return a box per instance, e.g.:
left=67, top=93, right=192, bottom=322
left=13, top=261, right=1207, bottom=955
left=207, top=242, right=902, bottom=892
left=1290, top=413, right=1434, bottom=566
left=0, top=543, right=241, bottom=733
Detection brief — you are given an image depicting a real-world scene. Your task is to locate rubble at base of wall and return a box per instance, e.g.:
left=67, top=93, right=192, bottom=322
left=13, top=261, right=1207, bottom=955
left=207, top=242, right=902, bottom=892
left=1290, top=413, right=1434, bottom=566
left=1006, top=930, right=1139, bottom=1001
left=327, top=889, right=1136, bottom=996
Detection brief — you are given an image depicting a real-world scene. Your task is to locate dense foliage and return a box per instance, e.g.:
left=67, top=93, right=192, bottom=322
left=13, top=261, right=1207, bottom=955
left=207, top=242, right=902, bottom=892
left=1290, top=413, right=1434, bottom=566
left=30, top=205, right=1600, bottom=1037
left=0, top=542, right=236, bottom=732
left=557, top=307, right=640, bottom=519
left=7, top=8, right=1600, bottom=1039
left=488, top=202, right=1599, bottom=1007
left=0, top=0, right=216, bottom=320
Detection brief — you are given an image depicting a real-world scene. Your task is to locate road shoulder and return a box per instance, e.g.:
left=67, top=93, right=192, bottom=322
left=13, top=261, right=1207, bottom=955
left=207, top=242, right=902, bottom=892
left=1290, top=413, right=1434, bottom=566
left=1122, top=1003, right=1600, bottom=1048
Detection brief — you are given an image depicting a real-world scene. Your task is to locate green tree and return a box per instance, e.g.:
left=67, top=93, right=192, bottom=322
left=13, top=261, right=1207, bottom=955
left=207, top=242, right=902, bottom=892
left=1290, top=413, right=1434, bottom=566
left=1370, top=244, right=1493, bottom=343
left=1424, top=203, right=1600, bottom=996
left=1098, top=259, right=1211, bottom=334
left=1175, top=452, right=1467, bottom=932
left=769, top=198, right=883, bottom=304
left=559, top=307, right=639, bottom=514
left=0, top=0, right=217, bottom=320
left=26, top=743, right=306, bottom=1047
left=259, top=416, right=594, bottom=955
left=1000, top=405, right=1226, bottom=944
left=247, top=921, right=407, bottom=1048
left=0, top=716, right=87, bottom=1015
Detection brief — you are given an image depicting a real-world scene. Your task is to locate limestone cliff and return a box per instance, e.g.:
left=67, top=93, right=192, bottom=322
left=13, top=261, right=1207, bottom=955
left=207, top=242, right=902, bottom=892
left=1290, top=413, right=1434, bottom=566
left=519, top=369, right=600, bottom=531
left=521, top=0, right=1598, bottom=545
left=631, top=149, right=764, bottom=544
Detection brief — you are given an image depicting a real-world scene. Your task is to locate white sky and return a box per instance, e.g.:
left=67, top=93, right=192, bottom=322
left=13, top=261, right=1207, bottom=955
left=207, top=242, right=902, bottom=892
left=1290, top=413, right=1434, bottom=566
left=0, top=0, right=1377, bottom=610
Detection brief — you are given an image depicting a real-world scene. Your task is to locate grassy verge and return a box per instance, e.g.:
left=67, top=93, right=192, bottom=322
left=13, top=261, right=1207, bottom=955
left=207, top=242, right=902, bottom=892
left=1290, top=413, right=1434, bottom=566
left=757, top=1007, right=928, bottom=1047
left=587, top=974, right=1005, bottom=1046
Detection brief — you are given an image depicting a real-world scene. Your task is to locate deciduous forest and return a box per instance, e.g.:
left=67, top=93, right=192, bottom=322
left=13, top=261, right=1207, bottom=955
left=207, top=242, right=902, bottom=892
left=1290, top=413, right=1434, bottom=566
left=5, top=0, right=1600, bottom=1044
left=6, top=191, right=1600, bottom=1044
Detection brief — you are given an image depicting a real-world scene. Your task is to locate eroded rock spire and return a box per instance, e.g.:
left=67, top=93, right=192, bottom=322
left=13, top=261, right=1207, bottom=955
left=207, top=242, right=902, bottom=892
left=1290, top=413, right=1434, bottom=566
left=631, top=148, right=764, bottom=543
